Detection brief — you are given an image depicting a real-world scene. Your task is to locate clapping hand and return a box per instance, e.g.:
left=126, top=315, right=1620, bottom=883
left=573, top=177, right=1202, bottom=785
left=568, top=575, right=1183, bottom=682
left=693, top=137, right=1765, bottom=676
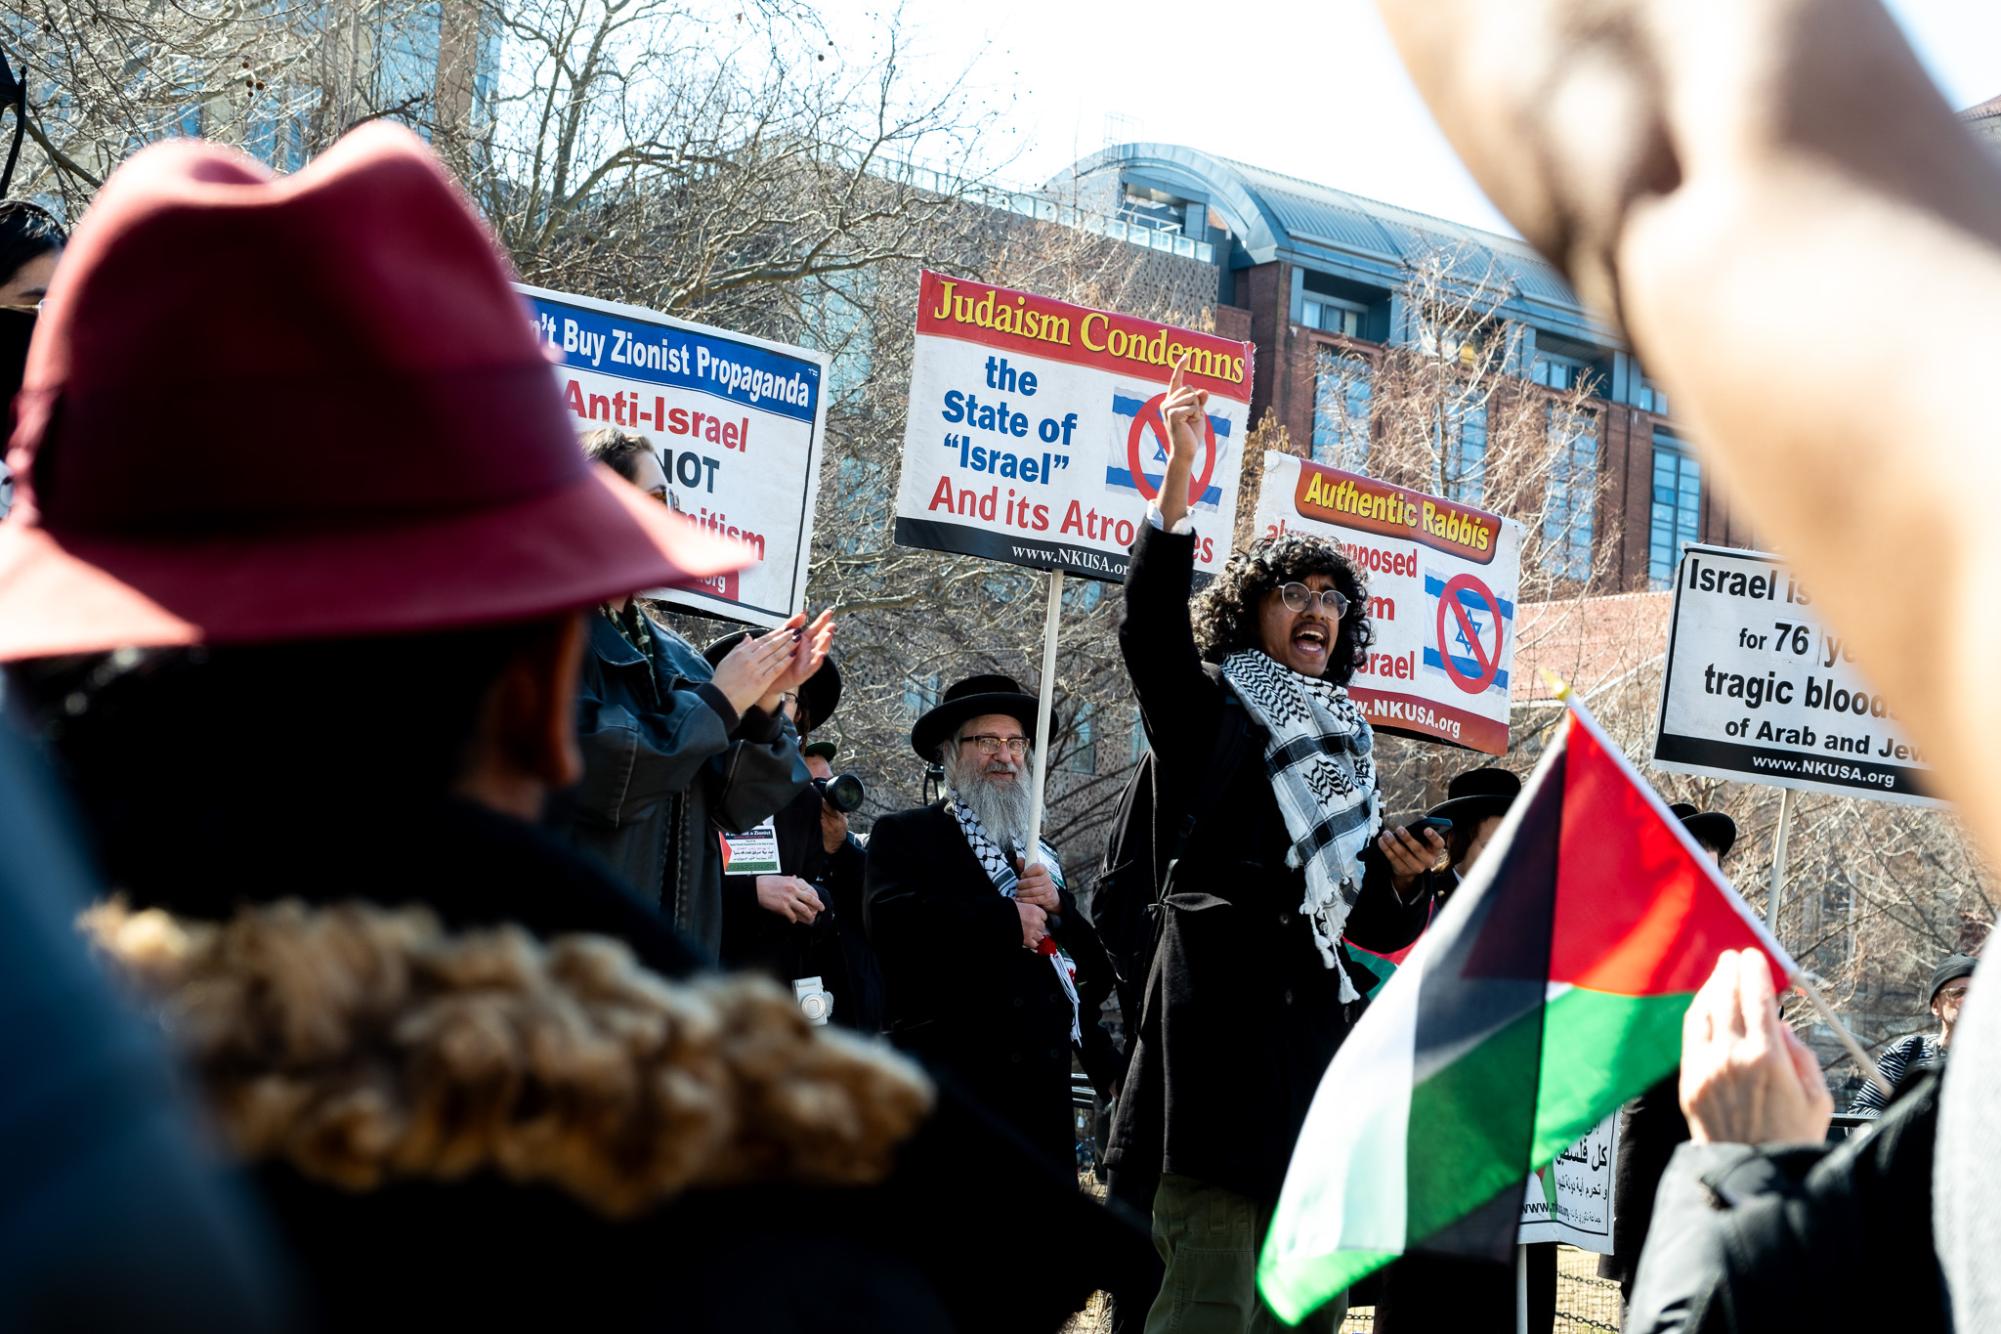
left=709, top=626, right=797, bottom=717
left=761, top=608, right=836, bottom=715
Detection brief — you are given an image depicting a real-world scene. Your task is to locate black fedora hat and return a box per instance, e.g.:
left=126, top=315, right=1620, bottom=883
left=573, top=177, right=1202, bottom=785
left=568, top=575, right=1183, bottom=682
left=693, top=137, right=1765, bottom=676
left=704, top=629, right=842, bottom=727
left=912, top=673, right=1039, bottom=760
left=1426, top=767, right=1520, bottom=827
left=1669, top=802, right=1738, bottom=859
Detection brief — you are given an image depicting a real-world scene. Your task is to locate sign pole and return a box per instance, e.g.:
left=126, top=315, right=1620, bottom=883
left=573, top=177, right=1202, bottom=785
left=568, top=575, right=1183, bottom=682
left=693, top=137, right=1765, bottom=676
left=1024, top=569, right=1064, bottom=865
left=1514, top=1244, right=1528, bottom=1334
left=1767, top=787, right=1794, bottom=936
left=1795, top=970, right=1893, bottom=1097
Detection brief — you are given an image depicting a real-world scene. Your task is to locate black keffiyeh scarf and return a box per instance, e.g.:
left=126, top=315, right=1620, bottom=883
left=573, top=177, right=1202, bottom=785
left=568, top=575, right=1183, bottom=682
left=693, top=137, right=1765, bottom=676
left=948, top=797, right=1081, bottom=1041
left=1220, top=649, right=1383, bottom=1000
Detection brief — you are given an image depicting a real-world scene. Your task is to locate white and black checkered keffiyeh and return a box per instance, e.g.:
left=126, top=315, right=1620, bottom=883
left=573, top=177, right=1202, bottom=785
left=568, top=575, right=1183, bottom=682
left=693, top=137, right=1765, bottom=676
left=1221, top=649, right=1383, bottom=1000
left=948, top=797, right=1082, bottom=1042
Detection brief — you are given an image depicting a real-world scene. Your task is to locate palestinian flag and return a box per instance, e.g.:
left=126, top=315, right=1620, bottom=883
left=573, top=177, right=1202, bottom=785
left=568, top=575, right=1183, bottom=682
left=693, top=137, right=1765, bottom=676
left=1341, top=933, right=1421, bottom=1000
left=1258, top=696, right=1793, bottom=1324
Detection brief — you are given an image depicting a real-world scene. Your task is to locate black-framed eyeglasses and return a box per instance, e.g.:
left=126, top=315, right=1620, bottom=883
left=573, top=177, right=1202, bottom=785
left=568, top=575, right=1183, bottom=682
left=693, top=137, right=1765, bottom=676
left=1277, top=582, right=1350, bottom=617
left=961, top=733, right=1028, bottom=758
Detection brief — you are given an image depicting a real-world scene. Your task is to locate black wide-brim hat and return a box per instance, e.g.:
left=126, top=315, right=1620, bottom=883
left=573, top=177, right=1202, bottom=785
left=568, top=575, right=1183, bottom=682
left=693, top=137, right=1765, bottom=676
left=912, top=673, right=1039, bottom=760
left=703, top=629, right=842, bottom=726
left=1669, top=801, right=1738, bottom=858
left=1426, top=766, right=1521, bottom=827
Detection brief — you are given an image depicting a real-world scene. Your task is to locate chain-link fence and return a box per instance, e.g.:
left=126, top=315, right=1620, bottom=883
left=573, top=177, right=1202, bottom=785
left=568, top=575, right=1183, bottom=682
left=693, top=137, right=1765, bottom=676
left=1063, top=1246, right=1624, bottom=1333
left=1337, top=1247, right=1622, bottom=1332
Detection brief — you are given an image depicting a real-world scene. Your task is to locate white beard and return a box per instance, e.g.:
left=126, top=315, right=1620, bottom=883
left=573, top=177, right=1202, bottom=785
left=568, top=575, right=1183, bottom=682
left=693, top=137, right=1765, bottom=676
left=948, top=749, right=1032, bottom=850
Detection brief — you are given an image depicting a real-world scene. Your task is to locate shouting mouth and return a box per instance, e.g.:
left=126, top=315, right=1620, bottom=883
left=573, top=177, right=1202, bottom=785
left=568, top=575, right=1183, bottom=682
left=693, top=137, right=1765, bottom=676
left=1291, top=622, right=1330, bottom=663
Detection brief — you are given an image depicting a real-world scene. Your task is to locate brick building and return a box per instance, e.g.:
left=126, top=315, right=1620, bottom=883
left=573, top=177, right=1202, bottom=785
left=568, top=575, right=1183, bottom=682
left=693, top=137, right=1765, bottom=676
left=1049, top=143, right=1761, bottom=591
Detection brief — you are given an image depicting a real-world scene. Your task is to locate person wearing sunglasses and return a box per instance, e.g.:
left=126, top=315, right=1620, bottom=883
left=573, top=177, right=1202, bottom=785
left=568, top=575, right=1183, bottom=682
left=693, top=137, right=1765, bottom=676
left=1101, top=359, right=1445, bottom=1334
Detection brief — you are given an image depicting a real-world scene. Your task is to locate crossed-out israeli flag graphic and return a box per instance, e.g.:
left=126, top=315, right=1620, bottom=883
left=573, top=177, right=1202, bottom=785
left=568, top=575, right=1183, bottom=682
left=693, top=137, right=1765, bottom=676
left=1103, top=389, right=1231, bottom=509
left=1421, top=571, right=1514, bottom=694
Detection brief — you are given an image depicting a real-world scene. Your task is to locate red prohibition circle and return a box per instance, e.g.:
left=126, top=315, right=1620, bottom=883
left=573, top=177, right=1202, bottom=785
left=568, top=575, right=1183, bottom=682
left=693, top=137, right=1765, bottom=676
left=1126, top=391, right=1218, bottom=506
left=1435, top=572, right=1504, bottom=694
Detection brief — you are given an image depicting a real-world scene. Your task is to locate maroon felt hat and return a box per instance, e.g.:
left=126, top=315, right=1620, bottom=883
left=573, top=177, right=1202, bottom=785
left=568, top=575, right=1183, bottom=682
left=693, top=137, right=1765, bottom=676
left=0, top=124, right=751, bottom=659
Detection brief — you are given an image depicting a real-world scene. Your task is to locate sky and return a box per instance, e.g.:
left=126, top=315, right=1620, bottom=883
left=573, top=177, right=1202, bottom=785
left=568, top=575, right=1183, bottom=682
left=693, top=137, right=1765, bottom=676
left=821, top=0, right=2001, bottom=236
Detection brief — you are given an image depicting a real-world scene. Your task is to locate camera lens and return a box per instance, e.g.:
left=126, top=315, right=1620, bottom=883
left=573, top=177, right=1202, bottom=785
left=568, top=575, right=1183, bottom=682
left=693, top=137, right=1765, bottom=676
left=815, top=772, right=865, bottom=813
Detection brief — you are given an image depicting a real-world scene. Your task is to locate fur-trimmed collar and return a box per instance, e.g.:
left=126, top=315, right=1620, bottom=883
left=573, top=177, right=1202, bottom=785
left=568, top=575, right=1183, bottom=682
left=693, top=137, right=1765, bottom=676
left=85, top=898, right=934, bottom=1218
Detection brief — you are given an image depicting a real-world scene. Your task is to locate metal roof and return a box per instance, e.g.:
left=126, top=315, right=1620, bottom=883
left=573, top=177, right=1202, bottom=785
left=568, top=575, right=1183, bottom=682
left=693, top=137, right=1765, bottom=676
left=1062, top=143, right=1614, bottom=344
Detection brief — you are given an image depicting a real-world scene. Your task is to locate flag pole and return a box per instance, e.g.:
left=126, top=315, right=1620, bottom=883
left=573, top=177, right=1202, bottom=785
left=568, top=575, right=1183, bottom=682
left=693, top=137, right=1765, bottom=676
left=1514, top=1245, right=1528, bottom=1334
left=1794, top=971, right=1892, bottom=1098
left=1546, top=670, right=1882, bottom=1099
left=1023, top=569, right=1063, bottom=866
left=1766, top=787, right=1794, bottom=936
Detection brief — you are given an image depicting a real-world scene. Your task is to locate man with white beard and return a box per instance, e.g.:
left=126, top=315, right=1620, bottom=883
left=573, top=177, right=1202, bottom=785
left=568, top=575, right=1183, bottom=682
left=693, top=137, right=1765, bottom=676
left=865, top=673, right=1122, bottom=1175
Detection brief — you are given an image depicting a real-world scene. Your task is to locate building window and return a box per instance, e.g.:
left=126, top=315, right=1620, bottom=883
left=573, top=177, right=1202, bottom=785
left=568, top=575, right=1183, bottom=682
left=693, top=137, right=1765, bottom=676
left=1649, top=435, right=1702, bottom=587
left=1635, top=373, right=1670, bottom=417
left=832, top=456, right=885, bottom=554
left=1130, top=716, right=1149, bottom=763
left=801, top=269, right=875, bottom=406
left=1311, top=352, right=1371, bottom=468
left=1118, top=184, right=1195, bottom=235
left=1302, top=298, right=1365, bottom=338
left=1542, top=407, right=1598, bottom=582
left=1531, top=351, right=1594, bottom=393
left=1062, top=579, right=1104, bottom=612
left=1062, top=703, right=1097, bottom=775
left=1419, top=324, right=1487, bottom=366
left=902, top=672, right=941, bottom=723
left=1441, top=399, right=1488, bottom=504
left=375, top=2, right=446, bottom=126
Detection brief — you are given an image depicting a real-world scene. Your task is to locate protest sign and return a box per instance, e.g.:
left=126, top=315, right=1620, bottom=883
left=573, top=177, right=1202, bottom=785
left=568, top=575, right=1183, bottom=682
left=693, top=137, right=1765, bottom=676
left=1517, top=1114, right=1617, bottom=1252
left=521, top=284, right=827, bottom=627
left=1653, top=544, right=1937, bottom=804
left=1253, top=452, right=1522, bottom=754
left=894, top=271, right=1254, bottom=582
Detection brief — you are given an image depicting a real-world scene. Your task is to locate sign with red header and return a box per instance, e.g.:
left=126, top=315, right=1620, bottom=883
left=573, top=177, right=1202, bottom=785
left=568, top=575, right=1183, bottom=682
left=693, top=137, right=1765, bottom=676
left=895, top=271, right=1254, bottom=581
left=1254, top=452, right=1522, bottom=754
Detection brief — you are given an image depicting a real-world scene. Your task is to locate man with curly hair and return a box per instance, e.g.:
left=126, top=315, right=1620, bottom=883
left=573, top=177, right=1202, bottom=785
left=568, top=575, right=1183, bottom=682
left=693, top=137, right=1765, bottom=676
left=1104, top=359, right=1443, bottom=1334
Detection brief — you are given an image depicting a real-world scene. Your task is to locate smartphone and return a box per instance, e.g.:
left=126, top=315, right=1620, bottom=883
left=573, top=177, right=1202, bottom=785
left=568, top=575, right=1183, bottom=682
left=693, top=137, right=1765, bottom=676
left=1403, top=815, right=1453, bottom=838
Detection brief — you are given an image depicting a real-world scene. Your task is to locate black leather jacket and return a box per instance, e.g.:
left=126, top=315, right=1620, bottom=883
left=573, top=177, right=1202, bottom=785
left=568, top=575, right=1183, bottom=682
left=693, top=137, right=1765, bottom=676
left=563, top=610, right=808, bottom=960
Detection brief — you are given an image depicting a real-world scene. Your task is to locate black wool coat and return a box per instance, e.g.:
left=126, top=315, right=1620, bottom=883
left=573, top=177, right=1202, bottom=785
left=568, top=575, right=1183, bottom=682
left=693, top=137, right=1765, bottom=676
left=1105, top=523, right=1433, bottom=1208
left=720, top=781, right=884, bottom=1034
left=865, top=801, right=1122, bottom=1173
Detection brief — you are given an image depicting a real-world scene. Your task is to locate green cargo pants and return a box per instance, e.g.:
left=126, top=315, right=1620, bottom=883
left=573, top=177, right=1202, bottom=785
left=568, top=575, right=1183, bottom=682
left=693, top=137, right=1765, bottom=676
left=1145, top=1173, right=1346, bottom=1334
